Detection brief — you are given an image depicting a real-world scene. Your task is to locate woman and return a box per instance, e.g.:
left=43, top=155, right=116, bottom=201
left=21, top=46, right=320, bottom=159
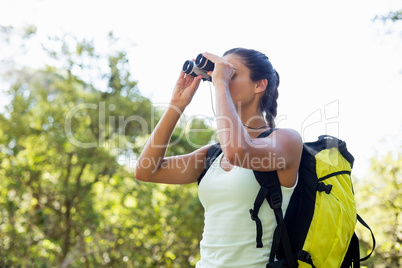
left=135, top=48, right=303, bottom=267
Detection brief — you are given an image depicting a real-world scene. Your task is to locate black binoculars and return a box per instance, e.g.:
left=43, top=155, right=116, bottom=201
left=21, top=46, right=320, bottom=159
left=182, top=53, right=214, bottom=81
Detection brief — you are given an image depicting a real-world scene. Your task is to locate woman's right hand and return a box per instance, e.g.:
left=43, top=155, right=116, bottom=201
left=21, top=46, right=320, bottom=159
left=170, top=69, right=202, bottom=112
left=136, top=68, right=208, bottom=185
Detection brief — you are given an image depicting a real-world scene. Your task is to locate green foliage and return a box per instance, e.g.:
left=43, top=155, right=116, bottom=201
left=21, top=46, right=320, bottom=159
left=0, top=30, right=213, bottom=267
left=1, top=22, right=400, bottom=267
left=354, top=145, right=402, bottom=268
left=374, top=9, right=402, bottom=22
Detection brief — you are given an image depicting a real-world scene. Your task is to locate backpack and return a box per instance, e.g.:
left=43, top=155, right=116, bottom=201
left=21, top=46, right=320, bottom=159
left=197, top=129, right=375, bottom=268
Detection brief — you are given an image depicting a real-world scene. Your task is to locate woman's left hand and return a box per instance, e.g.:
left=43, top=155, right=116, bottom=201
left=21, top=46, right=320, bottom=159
left=203, top=52, right=236, bottom=89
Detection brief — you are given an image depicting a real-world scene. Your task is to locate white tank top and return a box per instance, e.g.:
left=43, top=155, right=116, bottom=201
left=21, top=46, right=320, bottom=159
left=197, top=153, right=297, bottom=268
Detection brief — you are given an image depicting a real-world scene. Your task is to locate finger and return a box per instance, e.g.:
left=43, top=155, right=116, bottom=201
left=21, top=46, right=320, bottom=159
left=194, top=75, right=203, bottom=84
left=178, top=69, right=185, bottom=79
left=189, top=75, right=202, bottom=93
left=203, top=52, right=220, bottom=63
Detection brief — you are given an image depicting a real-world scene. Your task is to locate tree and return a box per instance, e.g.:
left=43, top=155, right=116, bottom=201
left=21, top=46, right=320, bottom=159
left=353, top=9, right=402, bottom=267
left=0, top=27, right=214, bottom=267
left=354, top=142, right=402, bottom=268
left=374, top=9, right=402, bottom=22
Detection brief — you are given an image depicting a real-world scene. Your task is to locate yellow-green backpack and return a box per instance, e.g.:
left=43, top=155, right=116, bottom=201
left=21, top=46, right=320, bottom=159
left=199, top=130, right=376, bottom=268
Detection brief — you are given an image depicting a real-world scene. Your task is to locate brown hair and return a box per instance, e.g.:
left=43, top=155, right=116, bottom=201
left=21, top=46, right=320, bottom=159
left=223, top=48, right=280, bottom=128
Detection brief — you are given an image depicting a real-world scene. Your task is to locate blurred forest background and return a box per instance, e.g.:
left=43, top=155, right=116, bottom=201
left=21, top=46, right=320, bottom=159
left=0, top=8, right=401, bottom=268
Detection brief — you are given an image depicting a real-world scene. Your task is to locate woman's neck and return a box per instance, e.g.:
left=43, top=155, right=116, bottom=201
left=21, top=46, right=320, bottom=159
left=239, top=112, right=268, bottom=134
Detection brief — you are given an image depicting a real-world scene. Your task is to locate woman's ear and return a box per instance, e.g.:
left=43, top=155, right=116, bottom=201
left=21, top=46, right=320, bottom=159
left=255, top=78, right=268, bottom=94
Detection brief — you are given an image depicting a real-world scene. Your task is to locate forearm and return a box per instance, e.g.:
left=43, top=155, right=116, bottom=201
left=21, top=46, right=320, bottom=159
left=215, top=84, right=250, bottom=159
left=136, top=105, right=182, bottom=178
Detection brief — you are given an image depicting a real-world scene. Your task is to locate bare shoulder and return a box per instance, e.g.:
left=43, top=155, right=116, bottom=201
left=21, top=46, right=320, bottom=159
left=273, top=129, right=302, bottom=186
left=273, top=128, right=303, bottom=145
left=271, top=128, right=303, bottom=159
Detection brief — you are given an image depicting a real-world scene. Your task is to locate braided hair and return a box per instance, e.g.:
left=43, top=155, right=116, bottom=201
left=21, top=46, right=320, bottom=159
left=223, top=48, right=280, bottom=128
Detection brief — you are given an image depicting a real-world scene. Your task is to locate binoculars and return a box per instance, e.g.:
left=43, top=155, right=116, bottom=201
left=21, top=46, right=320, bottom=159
left=182, top=53, right=214, bottom=81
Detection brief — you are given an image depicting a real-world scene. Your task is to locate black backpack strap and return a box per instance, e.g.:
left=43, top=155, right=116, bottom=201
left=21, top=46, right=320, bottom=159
left=257, top=128, right=277, bottom=138
left=198, top=128, right=275, bottom=184
left=251, top=171, right=281, bottom=249
left=249, top=128, right=298, bottom=267
left=253, top=170, right=297, bottom=268
left=356, top=214, right=376, bottom=262
left=249, top=183, right=269, bottom=248
left=248, top=128, right=277, bottom=248
left=341, top=233, right=360, bottom=268
left=197, top=142, right=222, bottom=184
left=341, top=215, right=375, bottom=268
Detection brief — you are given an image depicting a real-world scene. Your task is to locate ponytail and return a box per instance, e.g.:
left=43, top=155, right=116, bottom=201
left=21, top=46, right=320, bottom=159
left=262, top=70, right=279, bottom=129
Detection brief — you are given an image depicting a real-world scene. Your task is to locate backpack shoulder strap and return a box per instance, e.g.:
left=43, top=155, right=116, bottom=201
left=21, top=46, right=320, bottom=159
left=197, top=128, right=276, bottom=184
left=252, top=170, right=297, bottom=267
left=197, top=142, right=222, bottom=184
left=250, top=128, right=298, bottom=267
left=257, top=128, right=277, bottom=138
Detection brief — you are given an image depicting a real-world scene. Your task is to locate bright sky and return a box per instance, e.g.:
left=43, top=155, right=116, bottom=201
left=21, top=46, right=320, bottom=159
left=0, top=0, right=401, bottom=177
